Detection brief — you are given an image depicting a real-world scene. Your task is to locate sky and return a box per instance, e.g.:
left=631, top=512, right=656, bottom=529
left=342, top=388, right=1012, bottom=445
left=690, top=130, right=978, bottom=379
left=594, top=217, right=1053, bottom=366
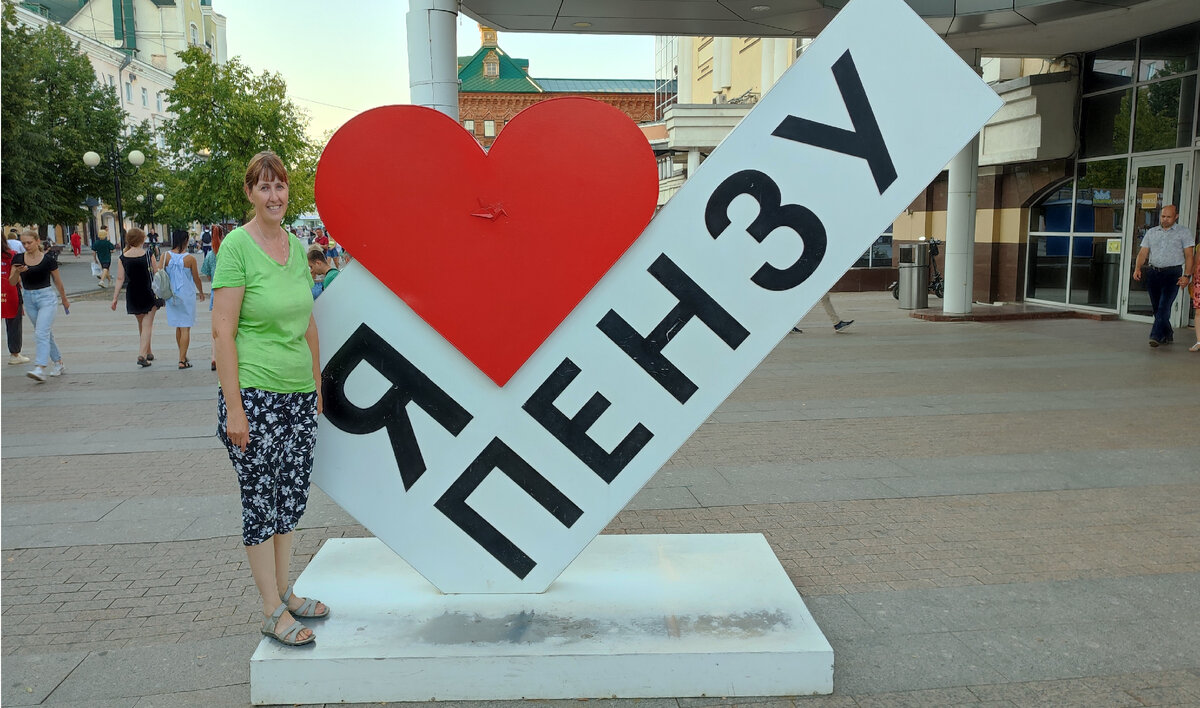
left=220, top=1, right=655, bottom=141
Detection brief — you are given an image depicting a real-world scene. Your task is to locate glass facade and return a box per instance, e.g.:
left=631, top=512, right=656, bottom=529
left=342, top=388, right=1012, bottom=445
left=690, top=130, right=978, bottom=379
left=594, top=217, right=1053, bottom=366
left=1027, top=24, right=1199, bottom=312
left=654, top=36, right=679, bottom=120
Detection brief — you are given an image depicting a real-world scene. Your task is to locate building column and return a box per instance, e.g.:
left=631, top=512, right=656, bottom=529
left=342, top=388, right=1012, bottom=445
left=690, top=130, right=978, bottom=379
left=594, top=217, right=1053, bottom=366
left=943, top=49, right=982, bottom=315
left=760, top=39, right=775, bottom=98
left=687, top=149, right=701, bottom=178
left=677, top=37, right=694, bottom=104
left=406, top=0, right=459, bottom=119
left=713, top=37, right=732, bottom=99
left=773, top=39, right=793, bottom=83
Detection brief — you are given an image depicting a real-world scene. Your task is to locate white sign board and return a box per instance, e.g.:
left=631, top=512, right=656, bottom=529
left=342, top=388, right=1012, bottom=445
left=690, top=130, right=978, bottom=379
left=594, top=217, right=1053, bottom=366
left=313, top=0, right=1002, bottom=593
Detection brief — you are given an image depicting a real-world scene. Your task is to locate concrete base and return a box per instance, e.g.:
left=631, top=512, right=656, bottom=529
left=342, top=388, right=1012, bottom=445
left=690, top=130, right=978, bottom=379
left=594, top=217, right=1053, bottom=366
left=250, top=534, right=834, bottom=704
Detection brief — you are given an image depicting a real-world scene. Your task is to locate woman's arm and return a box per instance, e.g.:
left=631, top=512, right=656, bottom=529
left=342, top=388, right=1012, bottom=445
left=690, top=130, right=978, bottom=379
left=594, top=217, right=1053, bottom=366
left=52, top=269, right=69, bottom=311
left=109, top=257, right=127, bottom=310
left=304, top=314, right=322, bottom=415
left=213, top=286, right=248, bottom=449
left=186, top=255, right=205, bottom=299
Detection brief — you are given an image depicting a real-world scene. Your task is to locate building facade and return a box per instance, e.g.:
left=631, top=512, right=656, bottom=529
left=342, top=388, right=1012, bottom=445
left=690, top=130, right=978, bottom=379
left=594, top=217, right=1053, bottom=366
left=458, top=26, right=656, bottom=149
left=654, top=23, right=1200, bottom=327
left=16, top=0, right=226, bottom=241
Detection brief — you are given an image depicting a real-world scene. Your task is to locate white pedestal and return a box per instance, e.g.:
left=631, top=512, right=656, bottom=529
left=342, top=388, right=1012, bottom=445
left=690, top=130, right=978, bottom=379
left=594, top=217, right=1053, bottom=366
left=251, top=534, right=834, bottom=704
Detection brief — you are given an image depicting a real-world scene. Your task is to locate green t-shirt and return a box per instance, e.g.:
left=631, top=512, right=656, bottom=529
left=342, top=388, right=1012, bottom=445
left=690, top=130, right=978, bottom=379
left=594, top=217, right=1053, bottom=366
left=212, top=227, right=316, bottom=393
left=92, top=239, right=114, bottom=263
left=323, top=267, right=340, bottom=288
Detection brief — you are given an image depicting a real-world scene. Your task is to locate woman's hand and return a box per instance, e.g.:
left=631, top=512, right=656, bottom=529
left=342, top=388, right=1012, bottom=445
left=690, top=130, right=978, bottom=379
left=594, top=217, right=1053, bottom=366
left=225, top=407, right=250, bottom=451
left=315, top=387, right=323, bottom=416
left=197, top=292, right=207, bottom=302
left=110, top=299, right=117, bottom=311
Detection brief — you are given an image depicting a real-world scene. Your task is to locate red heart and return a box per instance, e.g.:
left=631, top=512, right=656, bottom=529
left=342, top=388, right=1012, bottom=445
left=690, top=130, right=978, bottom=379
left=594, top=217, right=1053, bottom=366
left=315, top=98, right=658, bottom=386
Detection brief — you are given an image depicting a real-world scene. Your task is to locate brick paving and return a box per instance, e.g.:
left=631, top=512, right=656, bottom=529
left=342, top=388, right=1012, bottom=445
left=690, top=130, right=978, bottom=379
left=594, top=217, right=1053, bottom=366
left=3, top=279, right=1199, bottom=707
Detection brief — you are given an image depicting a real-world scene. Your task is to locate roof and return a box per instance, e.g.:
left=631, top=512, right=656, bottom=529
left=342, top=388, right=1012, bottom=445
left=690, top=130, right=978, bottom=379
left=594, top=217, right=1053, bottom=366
left=458, top=45, right=543, bottom=93
left=537, top=78, right=657, bottom=94
left=19, top=0, right=83, bottom=24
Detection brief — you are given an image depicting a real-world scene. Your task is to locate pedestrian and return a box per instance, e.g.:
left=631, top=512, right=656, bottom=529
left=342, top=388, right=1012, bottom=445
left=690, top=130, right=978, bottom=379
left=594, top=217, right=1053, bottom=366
left=92, top=229, right=115, bottom=287
left=307, top=248, right=340, bottom=299
left=1132, top=204, right=1195, bottom=347
left=201, top=225, right=224, bottom=371
left=162, top=229, right=206, bottom=369
left=147, top=228, right=160, bottom=259
left=791, top=293, right=854, bottom=333
left=6, top=228, right=22, bottom=254
left=110, top=227, right=160, bottom=367
left=70, top=228, right=82, bottom=257
left=201, top=227, right=213, bottom=258
left=1191, top=242, right=1200, bottom=353
left=2, top=239, right=31, bottom=365
left=8, top=229, right=68, bottom=382
left=212, top=151, right=327, bottom=647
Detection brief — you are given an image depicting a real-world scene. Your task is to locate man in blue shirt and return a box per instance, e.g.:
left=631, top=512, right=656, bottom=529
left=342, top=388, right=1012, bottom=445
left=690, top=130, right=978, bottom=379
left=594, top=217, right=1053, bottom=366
left=1133, top=204, right=1195, bottom=347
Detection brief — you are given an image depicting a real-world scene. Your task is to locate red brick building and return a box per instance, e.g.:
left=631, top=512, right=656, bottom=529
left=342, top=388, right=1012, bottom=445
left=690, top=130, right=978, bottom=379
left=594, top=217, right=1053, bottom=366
left=458, top=27, right=655, bottom=148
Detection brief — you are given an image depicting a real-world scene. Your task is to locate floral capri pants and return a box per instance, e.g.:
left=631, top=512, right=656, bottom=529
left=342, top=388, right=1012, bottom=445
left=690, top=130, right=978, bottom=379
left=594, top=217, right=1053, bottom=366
left=217, top=388, right=318, bottom=546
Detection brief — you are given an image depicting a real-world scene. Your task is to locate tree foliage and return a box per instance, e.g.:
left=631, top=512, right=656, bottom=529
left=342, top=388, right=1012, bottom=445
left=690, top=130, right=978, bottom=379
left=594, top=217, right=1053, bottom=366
left=160, top=48, right=316, bottom=225
left=1, top=2, right=126, bottom=226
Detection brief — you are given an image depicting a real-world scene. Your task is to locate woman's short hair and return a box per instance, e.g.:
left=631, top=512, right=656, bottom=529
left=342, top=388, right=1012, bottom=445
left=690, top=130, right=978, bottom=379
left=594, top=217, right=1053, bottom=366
left=244, top=151, right=289, bottom=191
left=126, top=227, right=146, bottom=248
left=97, top=229, right=109, bottom=241
left=171, top=229, right=189, bottom=251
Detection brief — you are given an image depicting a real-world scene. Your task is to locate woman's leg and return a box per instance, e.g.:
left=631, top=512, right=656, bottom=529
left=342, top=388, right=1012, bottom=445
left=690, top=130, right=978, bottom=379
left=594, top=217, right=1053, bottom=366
left=135, top=316, right=151, bottom=360
left=26, top=290, right=55, bottom=366
left=176, top=327, right=191, bottom=362
left=5, top=314, right=22, bottom=355
left=143, top=308, right=157, bottom=358
left=246, top=538, right=311, bottom=640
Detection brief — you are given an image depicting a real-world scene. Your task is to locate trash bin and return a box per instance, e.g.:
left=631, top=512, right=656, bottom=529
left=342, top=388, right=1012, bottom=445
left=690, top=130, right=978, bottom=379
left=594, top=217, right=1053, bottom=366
left=898, top=242, right=930, bottom=310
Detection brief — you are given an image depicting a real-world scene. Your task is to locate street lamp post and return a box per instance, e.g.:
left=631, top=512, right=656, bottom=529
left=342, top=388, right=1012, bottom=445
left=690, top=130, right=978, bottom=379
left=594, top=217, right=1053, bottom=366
left=83, top=147, right=145, bottom=247
left=136, top=190, right=164, bottom=248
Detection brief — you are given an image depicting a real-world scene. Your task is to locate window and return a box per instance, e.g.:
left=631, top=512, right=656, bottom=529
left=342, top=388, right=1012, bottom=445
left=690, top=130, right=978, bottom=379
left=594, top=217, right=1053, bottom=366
left=156, top=92, right=163, bottom=112
left=852, top=230, right=892, bottom=268
left=483, top=120, right=496, bottom=137
left=141, top=87, right=148, bottom=106
left=190, top=23, right=199, bottom=45
left=463, top=119, right=475, bottom=133
left=1132, top=76, right=1196, bottom=152
left=484, top=54, right=499, bottom=78
left=1080, top=89, right=1132, bottom=157
left=124, top=82, right=133, bottom=102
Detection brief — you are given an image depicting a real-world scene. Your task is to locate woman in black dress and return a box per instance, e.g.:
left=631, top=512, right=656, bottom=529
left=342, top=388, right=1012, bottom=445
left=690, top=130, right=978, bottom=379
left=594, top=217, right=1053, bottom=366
left=110, top=227, right=160, bottom=367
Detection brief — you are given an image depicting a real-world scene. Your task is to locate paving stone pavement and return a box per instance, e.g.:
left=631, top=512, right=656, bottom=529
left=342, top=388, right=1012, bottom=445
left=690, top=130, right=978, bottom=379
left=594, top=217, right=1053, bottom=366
left=2, top=288, right=1198, bottom=707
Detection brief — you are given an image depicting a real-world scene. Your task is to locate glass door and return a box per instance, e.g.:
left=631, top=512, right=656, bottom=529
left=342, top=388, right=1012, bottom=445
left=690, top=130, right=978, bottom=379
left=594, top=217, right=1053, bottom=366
left=1122, top=154, right=1192, bottom=320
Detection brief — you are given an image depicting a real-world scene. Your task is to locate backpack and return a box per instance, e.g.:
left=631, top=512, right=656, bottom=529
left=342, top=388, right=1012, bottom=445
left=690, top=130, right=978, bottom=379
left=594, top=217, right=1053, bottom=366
left=151, top=253, right=173, bottom=300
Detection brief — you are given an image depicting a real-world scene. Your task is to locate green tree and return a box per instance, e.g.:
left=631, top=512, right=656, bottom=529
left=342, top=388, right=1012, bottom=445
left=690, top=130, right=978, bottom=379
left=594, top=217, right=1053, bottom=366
left=119, top=122, right=173, bottom=227
left=0, top=2, right=126, bottom=227
left=160, top=47, right=316, bottom=225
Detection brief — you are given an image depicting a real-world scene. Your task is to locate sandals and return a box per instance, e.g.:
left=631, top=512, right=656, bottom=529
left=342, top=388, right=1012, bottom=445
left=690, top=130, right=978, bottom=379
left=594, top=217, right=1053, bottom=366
left=179, top=359, right=193, bottom=369
left=137, top=356, right=151, bottom=367
left=146, top=353, right=155, bottom=361
left=282, top=583, right=330, bottom=619
left=261, top=602, right=314, bottom=646
left=1190, top=342, right=1200, bottom=352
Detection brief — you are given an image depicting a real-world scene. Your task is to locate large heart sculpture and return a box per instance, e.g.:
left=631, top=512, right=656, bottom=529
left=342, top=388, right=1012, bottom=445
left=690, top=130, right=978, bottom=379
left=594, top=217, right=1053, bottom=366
left=314, top=98, right=658, bottom=386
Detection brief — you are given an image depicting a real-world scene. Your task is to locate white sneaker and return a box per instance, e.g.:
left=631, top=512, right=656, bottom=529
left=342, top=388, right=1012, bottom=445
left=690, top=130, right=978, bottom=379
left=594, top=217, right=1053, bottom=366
left=8, top=353, right=30, bottom=365
left=49, top=360, right=65, bottom=376
left=27, top=366, right=47, bottom=382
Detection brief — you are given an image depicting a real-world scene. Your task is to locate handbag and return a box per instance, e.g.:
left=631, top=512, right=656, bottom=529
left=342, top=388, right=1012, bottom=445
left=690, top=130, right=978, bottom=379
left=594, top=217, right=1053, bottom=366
left=150, top=253, right=173, bottom=300
left=90, top=261, right=102, bottom=277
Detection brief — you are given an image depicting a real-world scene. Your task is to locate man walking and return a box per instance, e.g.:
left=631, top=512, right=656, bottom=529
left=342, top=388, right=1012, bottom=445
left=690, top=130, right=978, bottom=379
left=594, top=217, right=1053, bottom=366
left=1133, top=204, right=1194, bottom=347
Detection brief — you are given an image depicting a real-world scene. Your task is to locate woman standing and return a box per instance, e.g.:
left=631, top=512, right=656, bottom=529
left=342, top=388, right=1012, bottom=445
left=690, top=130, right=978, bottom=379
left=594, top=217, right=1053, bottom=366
left=2, top=239, right=31, bottom=365
left=1191, top=243, right=1200, bottom=353
left=8, top=229, right=68, bottom=382
left=200, top=225, right=224, bottom=371
left=212, top=151, right=327, bottom=647
left=162, top=230, right=206, bottom=368
left=110, top=227, right=159, bottom=367
left=93, top=229, right=115, bottom=287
